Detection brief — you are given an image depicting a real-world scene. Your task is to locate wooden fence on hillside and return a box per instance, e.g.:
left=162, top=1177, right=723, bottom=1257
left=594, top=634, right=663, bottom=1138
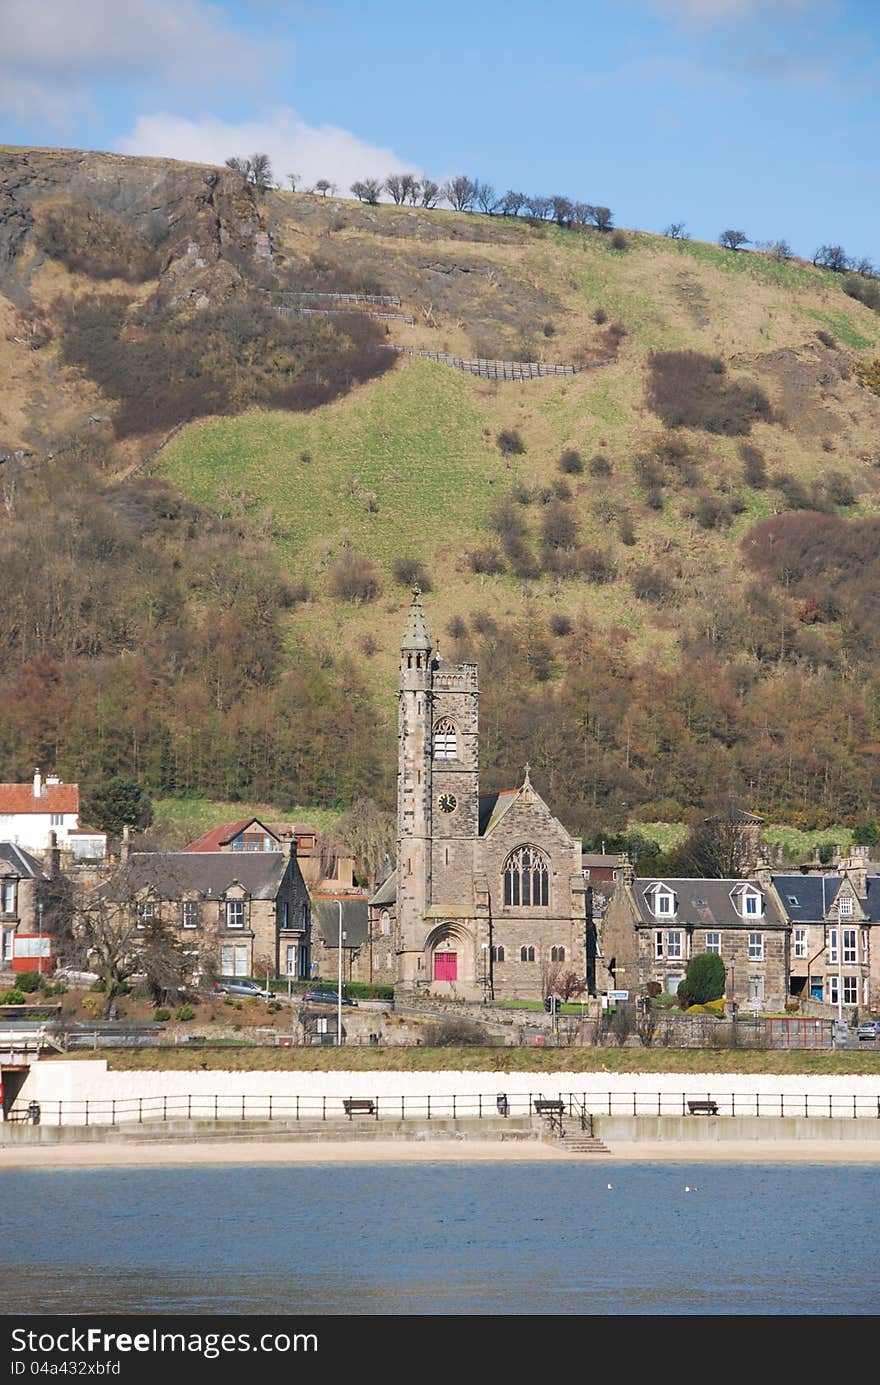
left=388, top=347, right=617, bottom=380
left=260, top=290, right=402, bottom=307
left=271, top=305, right=414, bottom=324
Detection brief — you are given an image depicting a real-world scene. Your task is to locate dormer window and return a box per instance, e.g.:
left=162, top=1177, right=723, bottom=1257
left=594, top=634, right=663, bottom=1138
left=839, top=895, right=854, bottom=917
left=647, top=885, right=675, bottom=918
left=732, top=884, right=763, bottom=919
left=433, top=718, right=457, bottom=760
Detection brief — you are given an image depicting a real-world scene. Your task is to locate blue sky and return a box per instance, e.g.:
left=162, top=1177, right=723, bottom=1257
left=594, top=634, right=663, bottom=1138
left=1, top=0, right=877, bottom=262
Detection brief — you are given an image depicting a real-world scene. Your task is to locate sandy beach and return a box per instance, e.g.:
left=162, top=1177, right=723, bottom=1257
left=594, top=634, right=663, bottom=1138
left=3, top=1136, right=880, bottom=1169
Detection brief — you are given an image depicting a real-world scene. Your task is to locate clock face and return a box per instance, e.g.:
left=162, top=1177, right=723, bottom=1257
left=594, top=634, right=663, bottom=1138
left=438, top=792, right=458, bottom=814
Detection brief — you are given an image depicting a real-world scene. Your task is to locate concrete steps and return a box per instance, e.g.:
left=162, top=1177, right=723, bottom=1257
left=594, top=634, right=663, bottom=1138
left=559, top=1136, right=611, bottom=1154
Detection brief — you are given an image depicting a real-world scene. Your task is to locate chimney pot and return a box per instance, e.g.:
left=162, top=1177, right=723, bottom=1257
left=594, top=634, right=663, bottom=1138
left=33, top=768, right=42, bottom=798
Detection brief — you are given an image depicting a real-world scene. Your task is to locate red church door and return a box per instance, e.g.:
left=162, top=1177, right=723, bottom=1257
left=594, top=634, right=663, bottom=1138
left=434, top=951, right=457, bottom=981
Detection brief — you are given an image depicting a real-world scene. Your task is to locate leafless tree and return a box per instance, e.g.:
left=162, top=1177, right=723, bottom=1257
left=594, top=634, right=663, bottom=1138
left=444, top=176, right=478, bottom=211
left=475, top=182, right=498, bottom=214
left=384, top=174, right=407, bottom=204
left=546, top=195, right=570, bottom=227
left=286, top=172, right=300, bottom=191
left=247, top=153, right=274, bottom=193
left=813, top=243, right=850, bottom=272
left=524, top=194, right=552, bottom=220
left=351, top=179, right=382, bottom=205
left=500, top=190, right=527, bottom=216
left=719, top=229, right=749, bottom=251
left=588, top=205, right=614, bottom=231
left=420, top=179, right=441, bottom=209
left=401, top=174, right=420, bottom=205
left=331, top=798, right=395, bottom=892
left=315, top=179, right=334, bottom=197
left=225, top=156, right=249, bottom=175
left=663, top=222, right=690, bottom=240
left=75, top=865, right=188, bottom=1017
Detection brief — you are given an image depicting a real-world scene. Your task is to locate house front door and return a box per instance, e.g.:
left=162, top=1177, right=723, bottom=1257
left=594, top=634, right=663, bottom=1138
left=434, top=951, right=457, bottom=981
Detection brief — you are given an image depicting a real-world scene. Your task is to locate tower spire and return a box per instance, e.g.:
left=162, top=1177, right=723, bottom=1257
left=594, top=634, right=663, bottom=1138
left=401, top=586, right=432, bottom=652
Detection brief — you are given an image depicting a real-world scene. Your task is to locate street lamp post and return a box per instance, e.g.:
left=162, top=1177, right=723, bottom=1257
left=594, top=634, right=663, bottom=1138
left=336, top=903, right=343, bottom=1041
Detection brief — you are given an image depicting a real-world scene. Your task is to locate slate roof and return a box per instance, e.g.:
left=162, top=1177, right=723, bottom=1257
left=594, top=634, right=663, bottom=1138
left=582, top=853, right=620, bottom=870
left=312, top=896, right=369, bottom=948
left=0, top=782, right=79, bottom=815
left=369, top=870, right=397, bottom=907
left=772, top=873, right=880, bottom=923
left=0, top=843, right=47, bottom=879
left=631, top=878, right=787, bottom=929
left=478, top=789, right=518, bottom=836
left=101, top=852, right=290, bottom=900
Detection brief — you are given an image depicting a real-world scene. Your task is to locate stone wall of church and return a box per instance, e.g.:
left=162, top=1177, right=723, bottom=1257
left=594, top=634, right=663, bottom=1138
left=488, top=916, right=585, bottom=1000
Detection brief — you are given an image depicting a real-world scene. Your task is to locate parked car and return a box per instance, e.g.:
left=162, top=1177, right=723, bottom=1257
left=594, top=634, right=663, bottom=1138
left=303, top=989, right=358, bottom=1007
left=213, top=978, right=272, bottom=1000
left=857, top=1019, right=880, bottom=1041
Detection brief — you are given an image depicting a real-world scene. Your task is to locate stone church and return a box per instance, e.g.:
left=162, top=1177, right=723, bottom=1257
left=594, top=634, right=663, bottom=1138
left=368, top=592, right=588, bottom=1000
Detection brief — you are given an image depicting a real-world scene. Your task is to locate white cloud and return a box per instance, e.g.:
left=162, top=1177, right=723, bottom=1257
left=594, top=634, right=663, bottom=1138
left=647, top=0, right=815, bottom=23
left=118, top=108, right=420, bottom=194
left=0, top=0, right=285, bottom=126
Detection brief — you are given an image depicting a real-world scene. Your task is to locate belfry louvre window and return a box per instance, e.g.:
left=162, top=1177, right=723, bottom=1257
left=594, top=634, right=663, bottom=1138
left=433, top=718, right=457, bottom=760
left=503, top=846, right=549, bottom=907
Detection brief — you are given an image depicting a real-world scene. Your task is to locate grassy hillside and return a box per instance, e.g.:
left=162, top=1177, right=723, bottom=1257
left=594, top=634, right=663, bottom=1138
left=4, top=150, right=880, bottom=835
left=157, top=190, right=880, bottom=707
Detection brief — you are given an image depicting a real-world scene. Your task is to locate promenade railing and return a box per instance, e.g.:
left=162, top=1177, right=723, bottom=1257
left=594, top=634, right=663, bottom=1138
left=6, top=1089, right=880, bottom=1128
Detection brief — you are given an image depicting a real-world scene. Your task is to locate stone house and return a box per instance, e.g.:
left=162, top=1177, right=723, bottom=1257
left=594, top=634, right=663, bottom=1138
left=765, top=850, right=879, bottom=1016
left=90, top=842, right=311, bottom=983
left=0, top=843, right=51, bottom=975
left=309, top=895, right=373, bottom=985
left=601, top=860, right=790, bottom=1010
left=183, top=817, right=358, bottom=892
left=368, top=592, right=588, bottom=1001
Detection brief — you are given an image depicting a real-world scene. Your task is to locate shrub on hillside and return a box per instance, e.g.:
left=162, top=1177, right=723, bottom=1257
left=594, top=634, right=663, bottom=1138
left=471, top=610, right=499, bottom=637
left=588, top=454, right=612, bottom=478
left=618, top=512, right=636, bottom=545
left=541, top=502, right=579, bottom=551
left=60, top=295, right=392, bottom=438
left=816, top=329, right=837, bottom=348
left=36, top=203, right=164, bottom=283
left=824, top=471, right=856, bottom=506
left=559, top=449, right=583, bottom=475
left=447, top=615, right=468, bottom=641
left=505, top=537, right=540, bottom=579
left=497, top=429, right=525, bottom=456
left=740, top=443, right=767, bottom=488
left=844, top=275, right=880, bottom=311
left=549, top=613, right=572, bottom=637
left=693, top=492, right=732, bottom=530
left=469, top=546, right=505, bottom=575
left=577, top=547, right=617, bottom=583
left=646, top=350, right=772, bottom=435
left=632, top=565, right=673, bottom=603
left=327, top=549, right=382, bottom=603
left=392, top=557, right=432, bottom=591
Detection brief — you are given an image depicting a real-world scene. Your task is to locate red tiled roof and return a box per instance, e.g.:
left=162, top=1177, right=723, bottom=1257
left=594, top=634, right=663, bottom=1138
left=0, top=783, right=79, bottom=815
left=183, top=818, right=281, bottom=852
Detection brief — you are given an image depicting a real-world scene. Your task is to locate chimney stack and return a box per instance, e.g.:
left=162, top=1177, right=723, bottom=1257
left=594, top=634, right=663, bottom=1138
left=47, top=829, right=61, bottom=879
left=618, top=853, right=634, bottom=886
left=33, top=768, right=42, bottom=799
left=121, top=823, right=132, bottom=866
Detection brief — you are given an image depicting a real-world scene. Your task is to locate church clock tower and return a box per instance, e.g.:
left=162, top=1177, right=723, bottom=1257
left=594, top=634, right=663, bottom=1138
left=396, top=590, right=433, bottom=984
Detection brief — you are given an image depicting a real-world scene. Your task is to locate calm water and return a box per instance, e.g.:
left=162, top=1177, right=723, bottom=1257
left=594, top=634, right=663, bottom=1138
left=3, top=1162, right=879, bottom=1315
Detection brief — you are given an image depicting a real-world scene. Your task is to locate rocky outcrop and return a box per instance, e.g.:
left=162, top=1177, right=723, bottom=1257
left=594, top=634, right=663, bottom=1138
left=0, top=148, right=272, bottom=311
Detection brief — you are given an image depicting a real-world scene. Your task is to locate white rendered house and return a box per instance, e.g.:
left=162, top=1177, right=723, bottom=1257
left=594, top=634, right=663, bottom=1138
left=0, top=769, right=106, bottom=859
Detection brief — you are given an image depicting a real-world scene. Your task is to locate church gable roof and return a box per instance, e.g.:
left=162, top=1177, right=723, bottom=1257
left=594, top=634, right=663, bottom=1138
left=369, top=869, right=397, bottom=907
left=479, top=772, right=577, bottom=847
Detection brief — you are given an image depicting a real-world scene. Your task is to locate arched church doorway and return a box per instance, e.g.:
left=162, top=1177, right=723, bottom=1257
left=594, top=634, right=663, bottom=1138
left=425, top=922, right=475, bottom=989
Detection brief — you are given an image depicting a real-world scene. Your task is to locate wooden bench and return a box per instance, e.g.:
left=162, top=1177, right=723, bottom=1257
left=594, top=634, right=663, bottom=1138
left=687, top=1100, right=719, bottom=1116
left=533, top=1099, right=565, bottom=1116
left=343, top=1099, right=376, bottom=1118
